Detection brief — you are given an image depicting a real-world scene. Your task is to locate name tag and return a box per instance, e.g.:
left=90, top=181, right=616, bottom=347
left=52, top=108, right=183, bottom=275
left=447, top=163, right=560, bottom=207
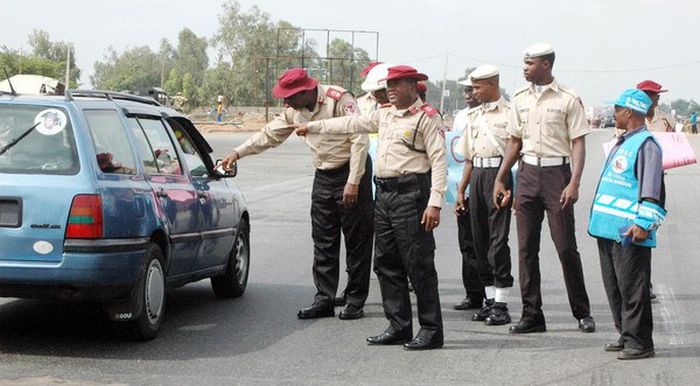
left=547, top=108, right=563, bottom=114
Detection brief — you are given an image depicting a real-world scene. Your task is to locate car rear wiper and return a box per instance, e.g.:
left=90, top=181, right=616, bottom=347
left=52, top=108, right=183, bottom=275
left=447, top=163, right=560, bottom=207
left=0, top=122, right=40, bottom=157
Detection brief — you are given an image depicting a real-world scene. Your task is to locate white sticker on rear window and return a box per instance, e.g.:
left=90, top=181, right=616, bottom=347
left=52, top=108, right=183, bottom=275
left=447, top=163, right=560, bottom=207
left=34, top=109, right=67, bottom=136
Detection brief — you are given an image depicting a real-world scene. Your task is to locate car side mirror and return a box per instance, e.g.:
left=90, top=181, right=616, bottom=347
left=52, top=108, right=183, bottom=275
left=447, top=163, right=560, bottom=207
left=214, top=159, right=237, bottom=178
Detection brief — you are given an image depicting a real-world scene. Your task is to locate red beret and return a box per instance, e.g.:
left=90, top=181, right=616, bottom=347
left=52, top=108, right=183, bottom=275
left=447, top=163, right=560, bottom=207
left=380, top=65, right=429, bottom=82
left=636, top=80, right=667, bottom=93
left=272, top=68, right=319, bottom=99
left=360, top=61, right=383, bottom=77
left=417, top=81, right=428, bottom=93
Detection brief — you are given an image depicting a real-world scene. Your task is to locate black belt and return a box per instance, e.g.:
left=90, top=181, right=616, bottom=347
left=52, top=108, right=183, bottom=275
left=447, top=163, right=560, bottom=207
left=374, top=172, right=430, bottom=192
left=315, top=162, right=349, bottom=177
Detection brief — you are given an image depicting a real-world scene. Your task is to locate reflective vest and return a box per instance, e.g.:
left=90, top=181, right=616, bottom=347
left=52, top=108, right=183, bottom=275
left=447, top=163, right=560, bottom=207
left=588, top=129, right=666, bottom=247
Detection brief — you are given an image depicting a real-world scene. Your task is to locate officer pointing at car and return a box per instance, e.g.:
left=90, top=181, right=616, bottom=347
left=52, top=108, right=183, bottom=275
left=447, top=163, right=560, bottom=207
left=221, top=68, right=374, bottom=321
left=296, top=65, right=448, bottom=350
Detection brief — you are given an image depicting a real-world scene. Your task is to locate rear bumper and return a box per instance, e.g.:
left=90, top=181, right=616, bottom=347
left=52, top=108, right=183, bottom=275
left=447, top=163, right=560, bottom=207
left=0, top=238, right=148, bottom=301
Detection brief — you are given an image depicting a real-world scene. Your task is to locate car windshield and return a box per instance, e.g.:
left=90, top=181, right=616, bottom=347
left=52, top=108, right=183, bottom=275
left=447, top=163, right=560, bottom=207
left=0, top=104, right=79, bottom=175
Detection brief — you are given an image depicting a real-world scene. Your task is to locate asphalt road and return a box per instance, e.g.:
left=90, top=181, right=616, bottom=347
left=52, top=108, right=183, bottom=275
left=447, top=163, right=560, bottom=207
left=1, top=129, right=699, bottom=385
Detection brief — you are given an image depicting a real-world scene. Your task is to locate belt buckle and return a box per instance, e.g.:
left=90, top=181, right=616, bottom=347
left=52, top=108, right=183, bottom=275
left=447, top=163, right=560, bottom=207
left=537, top=157, right=543, bottom=167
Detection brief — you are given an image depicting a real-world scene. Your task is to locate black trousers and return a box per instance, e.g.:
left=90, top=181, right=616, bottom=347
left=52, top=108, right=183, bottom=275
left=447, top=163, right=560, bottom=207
left=469, top=167, right=514, bottom=289
left=515, top=163, right=591, bottom=321
left=374, top=173, right=443, bottom=339
left=457, top=208, right=485, bottom=300
left=597, top=238, right=653, bottom=350
left=311, top=157, right=374, bottom=308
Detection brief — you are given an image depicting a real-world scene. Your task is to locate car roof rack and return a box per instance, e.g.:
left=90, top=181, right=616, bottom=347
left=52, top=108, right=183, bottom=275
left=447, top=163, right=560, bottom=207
left=64, top=89, right=162, bottom=106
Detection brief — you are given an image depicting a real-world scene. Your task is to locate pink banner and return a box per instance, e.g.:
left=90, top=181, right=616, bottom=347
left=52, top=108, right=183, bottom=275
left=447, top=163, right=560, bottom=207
left=603, top=132, right=697, bottom=170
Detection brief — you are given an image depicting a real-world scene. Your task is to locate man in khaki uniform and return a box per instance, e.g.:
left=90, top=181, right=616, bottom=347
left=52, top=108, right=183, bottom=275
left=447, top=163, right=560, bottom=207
left=456, top=64, right=514, bottom=326
left=221, top=68, right=373, bottom=321
left=636, top=80, right=676, bottom=132
left=453, top=79, right=488, bottom=311
left=493, top=43, right=595, bottom=334
left=296, top=65, right=447, bottom=350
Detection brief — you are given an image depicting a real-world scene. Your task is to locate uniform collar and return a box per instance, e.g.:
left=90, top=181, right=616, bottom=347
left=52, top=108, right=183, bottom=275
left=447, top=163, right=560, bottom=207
left=481, top=96, right=506, bottom=112
left=529, top=78, right=559, bottom=95
left=391, top=98, right=423, bottom=117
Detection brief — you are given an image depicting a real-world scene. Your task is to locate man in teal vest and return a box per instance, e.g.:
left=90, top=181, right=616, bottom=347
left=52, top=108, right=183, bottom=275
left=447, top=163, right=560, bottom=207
left=588, top=89, right=666, bottom=360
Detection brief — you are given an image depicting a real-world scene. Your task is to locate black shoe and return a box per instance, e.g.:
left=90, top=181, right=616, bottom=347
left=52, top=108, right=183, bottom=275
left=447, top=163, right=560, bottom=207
left=617, top=348, right=655, bottom=360
left=297, top=304, right=334, bottom=319
left=509, top=318, right=546, bottom=334
left=485, top=302, right=511, bottom=326
left=604, top=337, right=624, bottom=352
left=338, top=304, right=364, bottom=320
left=367, top=331, right=412, bottom=345
left=471, top=299, right=494, bottom=322
left=578, top=316, right=596, bottom=333
left=403, top=336, right=444, bottom=350
left=454, top=297, right=483, bottom=310
left=334, top=291, right=347, bottom=307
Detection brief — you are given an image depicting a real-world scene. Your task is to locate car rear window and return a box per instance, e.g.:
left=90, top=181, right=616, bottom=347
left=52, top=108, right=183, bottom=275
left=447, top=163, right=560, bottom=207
left=0, top=104, right=79, bottom=175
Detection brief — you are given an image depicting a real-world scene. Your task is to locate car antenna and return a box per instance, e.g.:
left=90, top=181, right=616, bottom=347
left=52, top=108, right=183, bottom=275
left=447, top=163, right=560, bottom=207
left=3, top=67, right=18, bottom=96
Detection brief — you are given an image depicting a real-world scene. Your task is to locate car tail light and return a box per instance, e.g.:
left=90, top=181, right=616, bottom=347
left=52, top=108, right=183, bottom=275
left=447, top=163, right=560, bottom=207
left=66, top=194, right=103, bottom=239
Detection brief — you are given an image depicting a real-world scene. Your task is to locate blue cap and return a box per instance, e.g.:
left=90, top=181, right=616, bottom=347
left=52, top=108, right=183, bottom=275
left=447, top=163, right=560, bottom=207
left=611, top=89, right=652, bottom=114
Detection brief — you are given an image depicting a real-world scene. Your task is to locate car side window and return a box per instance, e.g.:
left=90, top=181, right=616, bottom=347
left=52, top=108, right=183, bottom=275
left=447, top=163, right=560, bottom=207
left=126, top=118, right=159, bottom=175
left=167, top=119, right=208, bottom=178
left=136, top=118, right=182, bottom=176
left=83, top=110, right=136, bottom=174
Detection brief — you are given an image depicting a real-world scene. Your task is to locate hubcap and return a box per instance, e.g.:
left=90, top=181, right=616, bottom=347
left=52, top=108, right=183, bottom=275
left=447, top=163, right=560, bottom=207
left=145, top=259, right=165, bottom=324
left=234, top=233, right=249, bottom=285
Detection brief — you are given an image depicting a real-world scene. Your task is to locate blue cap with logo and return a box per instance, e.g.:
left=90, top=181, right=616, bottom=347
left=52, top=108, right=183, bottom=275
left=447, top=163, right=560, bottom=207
left=612, top=88, right=652, bottom=114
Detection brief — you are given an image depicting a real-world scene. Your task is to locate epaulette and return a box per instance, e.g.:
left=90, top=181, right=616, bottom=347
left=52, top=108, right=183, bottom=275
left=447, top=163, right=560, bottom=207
left=466, top=105, right=480, bottom=117
left=513, top=85, right=530, bottom=97
left=325, top=86, right=346, bottom=101
left=557, top=83, right=580, bottom=98
left=419, top=104, right=439, bottom=117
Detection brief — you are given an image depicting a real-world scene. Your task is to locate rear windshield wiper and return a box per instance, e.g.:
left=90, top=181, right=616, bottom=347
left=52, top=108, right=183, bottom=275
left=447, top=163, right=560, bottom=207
left=0, top=122, right=40, bottom=157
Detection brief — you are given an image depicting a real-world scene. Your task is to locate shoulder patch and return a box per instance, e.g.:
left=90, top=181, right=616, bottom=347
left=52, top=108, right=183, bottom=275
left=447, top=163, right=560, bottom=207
left=513, top=85, right=530, bottom=97
left=420, top=104, right=439, bottom=117
left=325, top=87, right=345, bottom=101
left=558, top=84, right=580, bottom=98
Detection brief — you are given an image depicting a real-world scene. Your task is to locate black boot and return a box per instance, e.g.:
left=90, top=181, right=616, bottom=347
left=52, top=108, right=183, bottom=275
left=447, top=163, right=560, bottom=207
left=471, top=298, right=494, bottom=322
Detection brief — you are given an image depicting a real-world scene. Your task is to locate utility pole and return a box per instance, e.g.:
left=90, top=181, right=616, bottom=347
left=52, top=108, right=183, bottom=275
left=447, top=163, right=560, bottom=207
left=65, top=46, right=71, bottom=88
left=439, top=53, right=449, bottom=113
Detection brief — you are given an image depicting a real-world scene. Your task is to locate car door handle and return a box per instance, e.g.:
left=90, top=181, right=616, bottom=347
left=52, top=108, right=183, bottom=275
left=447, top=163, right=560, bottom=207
left=155, top=189, right=168, bottom=198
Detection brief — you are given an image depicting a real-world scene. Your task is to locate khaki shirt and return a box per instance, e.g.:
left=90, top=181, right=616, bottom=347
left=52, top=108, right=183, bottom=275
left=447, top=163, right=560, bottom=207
left=460, top=97, right=513, bottom=160
left=308, top=98, right=447, bottom=208
left=509, top=79, right=590, bottom=157
left=357, top=93, right=378, bottom=116
left=235, top=85, right=368, bottom=185
left=646, top=108, right=676, bottom=132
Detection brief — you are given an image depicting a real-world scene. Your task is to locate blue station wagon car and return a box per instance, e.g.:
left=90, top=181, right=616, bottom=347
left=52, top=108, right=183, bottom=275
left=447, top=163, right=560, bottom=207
left=0, top=90, right=250, bottom=340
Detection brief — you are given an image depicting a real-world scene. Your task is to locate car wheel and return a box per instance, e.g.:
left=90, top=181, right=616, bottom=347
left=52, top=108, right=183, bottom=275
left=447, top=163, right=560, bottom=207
left=211, top=219, right=250, bottom=298
left=118, top=243, right=166, bottom=341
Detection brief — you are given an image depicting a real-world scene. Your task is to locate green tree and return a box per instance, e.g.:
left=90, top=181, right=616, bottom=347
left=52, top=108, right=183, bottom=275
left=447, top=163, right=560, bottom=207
left=163, top=68, right=182, bottom=96
left=158, top=38, right=177, bottom=88
left=181, top=72, right=195, bottom=108
left=174, top=28, right=208, bottom=106
left=92, top=46, right=161, bottom=91
left=325, top=39, right=370, bottom=95
left=27, top=29, right=80, bottom=87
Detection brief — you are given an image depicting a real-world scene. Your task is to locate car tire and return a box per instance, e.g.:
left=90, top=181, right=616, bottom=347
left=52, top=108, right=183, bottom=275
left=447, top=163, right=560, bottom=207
left=116, top=243, right=166, bottom=341
left=211, top=219, right=250, bottom=298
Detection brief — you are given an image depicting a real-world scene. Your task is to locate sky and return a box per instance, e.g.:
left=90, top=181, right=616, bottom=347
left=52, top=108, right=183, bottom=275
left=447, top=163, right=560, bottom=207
left=2, top=0, right=699, bottom=106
